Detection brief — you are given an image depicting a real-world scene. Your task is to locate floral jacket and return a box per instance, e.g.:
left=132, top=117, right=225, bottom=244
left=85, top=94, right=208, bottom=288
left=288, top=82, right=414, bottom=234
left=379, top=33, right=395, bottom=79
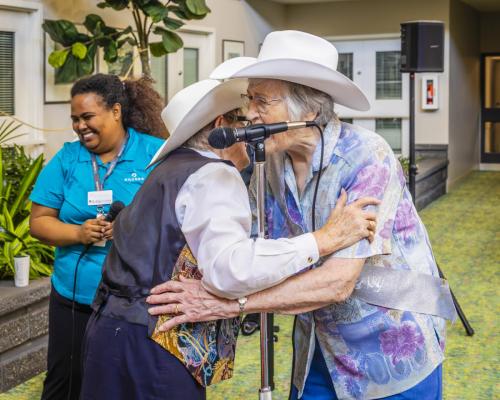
left=257, top=121, right=446, bottom=399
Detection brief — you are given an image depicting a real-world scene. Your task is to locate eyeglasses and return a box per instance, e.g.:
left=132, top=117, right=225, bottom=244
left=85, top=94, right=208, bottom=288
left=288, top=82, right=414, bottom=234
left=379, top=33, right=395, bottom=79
left=241, top=94, right=283, bottom=114
left=223, top=113, right=251, bottom=127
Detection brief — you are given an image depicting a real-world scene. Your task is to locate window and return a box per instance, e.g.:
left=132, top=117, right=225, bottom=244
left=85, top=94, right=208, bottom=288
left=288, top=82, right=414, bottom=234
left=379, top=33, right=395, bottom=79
left=338, top=53, right=353, bottom=80
left=0, top=31, right=15, bottom=115
left=183, top=48, right=199, bottom=88
left=376, top=118, right=402, bottom=151
left=151, top=55, right=168, bottom=100
left=376, top=51, right=401, bottom=99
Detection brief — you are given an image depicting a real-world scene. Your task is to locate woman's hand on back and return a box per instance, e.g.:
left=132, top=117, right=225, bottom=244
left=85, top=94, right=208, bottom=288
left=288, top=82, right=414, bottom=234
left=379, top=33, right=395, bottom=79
left=313, top=189, right=380, bottom=256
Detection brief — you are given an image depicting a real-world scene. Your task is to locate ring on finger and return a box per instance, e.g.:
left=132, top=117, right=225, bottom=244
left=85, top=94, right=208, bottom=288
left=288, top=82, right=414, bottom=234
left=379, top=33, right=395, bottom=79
left=174, top=304, right=180, bottom=314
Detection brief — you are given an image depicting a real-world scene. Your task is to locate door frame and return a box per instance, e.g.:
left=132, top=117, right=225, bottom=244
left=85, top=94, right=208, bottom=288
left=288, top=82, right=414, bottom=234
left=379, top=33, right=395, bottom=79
left=480, top=52, right=500, bottom=164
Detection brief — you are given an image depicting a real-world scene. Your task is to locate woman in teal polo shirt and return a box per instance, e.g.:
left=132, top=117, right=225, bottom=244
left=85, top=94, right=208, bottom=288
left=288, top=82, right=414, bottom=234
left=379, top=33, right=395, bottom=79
left=29, top=73, right=165, bottom=400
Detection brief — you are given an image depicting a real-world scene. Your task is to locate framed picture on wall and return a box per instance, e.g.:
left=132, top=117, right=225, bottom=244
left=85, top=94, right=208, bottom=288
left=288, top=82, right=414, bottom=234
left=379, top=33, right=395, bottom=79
left=421, top=75, right=439, bottom=110
left=97, top=41, right=141, bottom=78
left=222, top=40, right=244, bottom=61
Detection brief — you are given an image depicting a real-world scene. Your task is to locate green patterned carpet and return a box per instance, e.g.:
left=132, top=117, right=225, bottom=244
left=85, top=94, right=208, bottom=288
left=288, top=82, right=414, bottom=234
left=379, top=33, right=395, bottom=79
left=1, top=171, right=498, bottom=399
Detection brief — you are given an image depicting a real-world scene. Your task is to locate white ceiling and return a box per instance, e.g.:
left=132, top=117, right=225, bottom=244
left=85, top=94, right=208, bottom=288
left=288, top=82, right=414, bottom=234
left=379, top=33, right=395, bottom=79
left=270, top=0, right=500, bottom=12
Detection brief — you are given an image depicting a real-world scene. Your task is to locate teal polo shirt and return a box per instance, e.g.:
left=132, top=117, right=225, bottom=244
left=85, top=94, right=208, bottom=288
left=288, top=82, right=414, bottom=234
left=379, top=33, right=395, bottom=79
left=30, top=128, right=164, bottom=304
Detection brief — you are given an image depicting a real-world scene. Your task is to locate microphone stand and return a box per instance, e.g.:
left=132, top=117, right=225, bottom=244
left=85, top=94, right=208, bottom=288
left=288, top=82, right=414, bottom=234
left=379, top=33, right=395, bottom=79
left=253, top=139, right=274, bottom=400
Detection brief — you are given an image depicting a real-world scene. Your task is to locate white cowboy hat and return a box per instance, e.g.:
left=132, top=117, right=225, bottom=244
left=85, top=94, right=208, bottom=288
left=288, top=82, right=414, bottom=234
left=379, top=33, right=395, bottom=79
left=149, top=78, right=247, bottom=165
left=210, top=30, right=370, bottom=111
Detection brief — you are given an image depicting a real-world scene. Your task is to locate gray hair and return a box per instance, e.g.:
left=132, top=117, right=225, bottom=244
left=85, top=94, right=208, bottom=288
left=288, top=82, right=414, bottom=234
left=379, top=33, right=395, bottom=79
left=282, top=81, right=337, bottom=126
left=184, top=121, right=214, bottom=151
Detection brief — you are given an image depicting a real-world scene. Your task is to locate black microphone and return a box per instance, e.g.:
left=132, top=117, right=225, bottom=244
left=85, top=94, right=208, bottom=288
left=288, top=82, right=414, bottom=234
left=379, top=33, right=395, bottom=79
left=208, top=121, right=317, bottom=149
left=82, top=200, right=125, bottom=253
left=103, top=200, right=125, bottom=223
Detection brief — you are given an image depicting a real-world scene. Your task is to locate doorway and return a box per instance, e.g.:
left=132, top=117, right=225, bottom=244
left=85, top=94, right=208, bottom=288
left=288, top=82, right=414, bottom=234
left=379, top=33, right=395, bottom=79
left=150, top=29, right=215, bottom=101
left=481, top=54, right=500, bottom=163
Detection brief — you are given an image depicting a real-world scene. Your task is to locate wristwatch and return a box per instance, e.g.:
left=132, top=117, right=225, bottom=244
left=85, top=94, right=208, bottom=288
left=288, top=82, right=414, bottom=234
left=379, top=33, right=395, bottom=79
left=237, top=296, right=248, bottom=318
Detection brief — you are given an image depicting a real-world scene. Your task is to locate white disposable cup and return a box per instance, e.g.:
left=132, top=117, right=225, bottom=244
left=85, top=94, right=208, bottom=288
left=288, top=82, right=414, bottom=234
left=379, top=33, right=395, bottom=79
left=14, top=256, right=30, bottom=287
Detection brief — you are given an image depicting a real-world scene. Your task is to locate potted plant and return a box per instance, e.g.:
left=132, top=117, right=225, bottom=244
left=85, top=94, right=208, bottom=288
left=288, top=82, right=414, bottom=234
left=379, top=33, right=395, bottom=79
left=0, top=124, right=54, bottom=282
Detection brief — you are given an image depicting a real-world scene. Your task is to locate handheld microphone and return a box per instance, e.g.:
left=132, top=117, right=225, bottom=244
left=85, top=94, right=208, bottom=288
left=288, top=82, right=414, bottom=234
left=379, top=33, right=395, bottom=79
left=103, top=200, right=125, bottom=223
left=208, top=121, right=317, bottom=149
left=82, top=200, right=125, bottom=253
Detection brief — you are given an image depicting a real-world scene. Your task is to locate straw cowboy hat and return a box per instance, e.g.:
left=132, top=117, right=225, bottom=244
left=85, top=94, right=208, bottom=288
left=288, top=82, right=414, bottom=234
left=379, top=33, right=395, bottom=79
left=150, top=78, right=247, bottom=165
left=210, top=30, right=370, bottom=111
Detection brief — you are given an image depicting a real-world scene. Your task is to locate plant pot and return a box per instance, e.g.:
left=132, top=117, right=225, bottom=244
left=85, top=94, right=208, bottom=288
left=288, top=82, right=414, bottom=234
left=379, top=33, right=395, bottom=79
left=14, top=255, right=30, bottom=287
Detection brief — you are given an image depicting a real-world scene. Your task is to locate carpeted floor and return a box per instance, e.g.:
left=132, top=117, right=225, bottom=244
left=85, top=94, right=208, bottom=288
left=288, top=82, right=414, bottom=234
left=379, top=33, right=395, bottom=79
left=1, top=171, right=498, bottom=399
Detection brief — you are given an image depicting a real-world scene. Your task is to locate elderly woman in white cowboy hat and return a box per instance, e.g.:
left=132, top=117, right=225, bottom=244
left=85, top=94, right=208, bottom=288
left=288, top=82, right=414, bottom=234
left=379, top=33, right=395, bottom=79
left=147, top=31, right=457, bottom=400
left=79, top=78, right=379, bottom=400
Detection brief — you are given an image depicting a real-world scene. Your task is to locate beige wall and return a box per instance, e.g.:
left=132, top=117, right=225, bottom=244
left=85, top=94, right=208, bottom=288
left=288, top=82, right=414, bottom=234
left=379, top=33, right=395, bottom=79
left=480, top=12, right=500, bottom=53
left=283, top=0, right=451, bottom=146
left=447, top=0, right=481, bottom=187
left=39, top=0, right=280, bottom=159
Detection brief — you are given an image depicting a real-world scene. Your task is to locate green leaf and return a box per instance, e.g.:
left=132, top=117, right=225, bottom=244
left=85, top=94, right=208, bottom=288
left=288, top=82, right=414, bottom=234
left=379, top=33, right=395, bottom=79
left=186, top=0, right=210, bottom=15
left=42, top=20, right=81, bottom=46
left=162, top=16, right=184, bottom=31
left=97, top=0, right=129, bottom=10
left=140, top=0, right=168, bottom=23
left=149, top=41, right=168, bottom=57
left=104, top=41, right=118, bottom=63
left=83, top=14, right=105, bottom=35
left=152, top=27, right=183, bottom=53
left=8, top=155, right=43, bottom=218
left=48, top=49, right=69, bottom=68
left=54, top=42, right=96, bottom=84
left=71, top=42, right=87, bottom=60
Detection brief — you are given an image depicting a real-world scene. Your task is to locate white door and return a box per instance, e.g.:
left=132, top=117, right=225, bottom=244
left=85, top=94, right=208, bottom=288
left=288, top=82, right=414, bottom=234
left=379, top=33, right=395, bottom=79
left=0, top=6, right=43, bottom=146
left=151, top=29, right=215, bottom=101
left=330, top=38, right=409, bottom=155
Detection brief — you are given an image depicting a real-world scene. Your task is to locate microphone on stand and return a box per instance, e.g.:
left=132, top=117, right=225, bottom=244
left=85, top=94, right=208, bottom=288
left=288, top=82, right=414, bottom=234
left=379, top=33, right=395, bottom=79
left=208, top=121, right=317, bottom=149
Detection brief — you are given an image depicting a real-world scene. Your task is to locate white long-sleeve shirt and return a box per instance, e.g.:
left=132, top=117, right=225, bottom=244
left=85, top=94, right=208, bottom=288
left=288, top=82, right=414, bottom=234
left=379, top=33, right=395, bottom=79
left=175, top=150, right=319, bottom=299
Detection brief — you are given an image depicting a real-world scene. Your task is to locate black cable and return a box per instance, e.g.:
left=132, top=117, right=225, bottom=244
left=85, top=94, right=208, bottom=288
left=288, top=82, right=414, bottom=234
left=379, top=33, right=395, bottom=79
left=288, top=122, right=324, bottom=400
left=67, top=248, right=87, bottom=400
left=310, top=123, right=325, bottom=232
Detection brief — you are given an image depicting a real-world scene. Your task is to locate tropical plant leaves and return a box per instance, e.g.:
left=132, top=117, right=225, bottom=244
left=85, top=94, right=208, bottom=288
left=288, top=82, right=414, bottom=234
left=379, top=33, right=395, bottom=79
left=150, top=27, right=183, bottom=56
left=0, top=149, right=54, bottom=279
left=186, top=0, right=210, bottom=15
left=72, top=42, right=88, bottom=60
left=97, top=0, right=129, bottom=11
left=43, top=0, right=210, bottom=80
left=48, top=49, right=70, bottom=68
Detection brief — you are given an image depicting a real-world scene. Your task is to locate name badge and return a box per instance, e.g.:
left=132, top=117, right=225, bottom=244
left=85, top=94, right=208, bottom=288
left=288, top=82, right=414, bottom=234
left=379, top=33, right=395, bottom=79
left=88, top=190, right=113, bottom=206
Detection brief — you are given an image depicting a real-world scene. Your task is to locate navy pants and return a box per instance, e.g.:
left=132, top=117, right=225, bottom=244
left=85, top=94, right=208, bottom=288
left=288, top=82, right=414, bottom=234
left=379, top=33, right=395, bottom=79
left=80, top=313, right=205, bottom=400
left=290, top=339, right=442, bottom=400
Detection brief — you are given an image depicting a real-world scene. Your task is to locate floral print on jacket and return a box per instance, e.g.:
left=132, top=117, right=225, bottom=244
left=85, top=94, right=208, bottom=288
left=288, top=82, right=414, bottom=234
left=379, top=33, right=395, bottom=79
left=258, top=121, right=446, bottom=399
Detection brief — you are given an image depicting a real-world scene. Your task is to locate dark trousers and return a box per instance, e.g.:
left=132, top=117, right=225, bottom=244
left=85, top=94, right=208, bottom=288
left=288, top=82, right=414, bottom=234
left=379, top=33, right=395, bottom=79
left=81, top=313, right=206, bottom=400
left=41, top=287, right=93, bottom=400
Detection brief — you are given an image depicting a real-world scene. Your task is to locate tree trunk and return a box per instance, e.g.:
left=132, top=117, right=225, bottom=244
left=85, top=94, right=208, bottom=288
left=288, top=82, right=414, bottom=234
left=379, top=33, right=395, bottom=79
left=139, top=47, right=151, bottom=78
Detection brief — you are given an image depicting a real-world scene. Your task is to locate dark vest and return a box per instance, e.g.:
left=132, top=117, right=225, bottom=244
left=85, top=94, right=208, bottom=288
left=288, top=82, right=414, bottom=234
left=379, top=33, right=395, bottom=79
left=93, top=147, right=240, bottom=386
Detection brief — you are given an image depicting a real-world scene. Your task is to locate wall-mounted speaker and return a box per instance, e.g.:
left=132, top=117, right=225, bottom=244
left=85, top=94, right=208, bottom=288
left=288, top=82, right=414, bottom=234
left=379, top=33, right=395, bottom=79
left=401, top=21, right=444, bottom=73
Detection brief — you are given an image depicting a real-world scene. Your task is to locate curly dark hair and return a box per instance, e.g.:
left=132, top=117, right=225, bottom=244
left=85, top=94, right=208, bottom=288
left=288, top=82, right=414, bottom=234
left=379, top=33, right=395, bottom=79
left=70, top=73, right=168, bottom=138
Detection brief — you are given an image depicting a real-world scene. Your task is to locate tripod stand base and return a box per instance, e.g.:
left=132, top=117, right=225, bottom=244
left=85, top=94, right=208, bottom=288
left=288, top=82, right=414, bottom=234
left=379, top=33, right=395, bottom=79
left=259, top=387, right=272, bottom=400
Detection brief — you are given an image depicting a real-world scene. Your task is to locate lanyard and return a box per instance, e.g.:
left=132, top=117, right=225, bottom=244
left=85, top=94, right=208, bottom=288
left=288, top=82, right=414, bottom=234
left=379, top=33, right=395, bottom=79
left=90, top=133, right=129, bottom=192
